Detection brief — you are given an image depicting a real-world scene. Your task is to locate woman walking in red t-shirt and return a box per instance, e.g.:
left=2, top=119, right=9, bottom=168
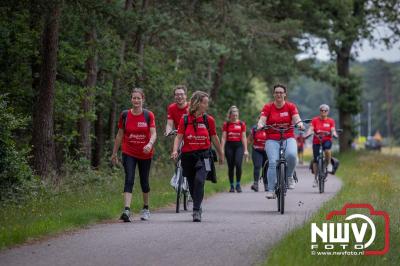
left=221, top=106, right=249, bottom=192
left=257, top=84, right=304, bottom=199
left=111, top=88, right=157, bottom=222
left=171, top=91, right=224, bottom=222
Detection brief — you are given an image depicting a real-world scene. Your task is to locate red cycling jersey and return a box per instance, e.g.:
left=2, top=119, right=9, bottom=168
left=251, top=126, right=267, bottom=151
left=260, top=101, right=299, bottom=140
left=177, top=114, right=217, bottom=153
left=118, top=110, right=156, bottom=159
left=311, top=116, right=335, bottom=144
left=167, top=102, right=189, bottom=129
left=223, top=121, right=246, bottom=142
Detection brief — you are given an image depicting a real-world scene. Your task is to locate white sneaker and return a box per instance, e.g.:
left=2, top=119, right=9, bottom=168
left=140, top=209, right=150, bottom=221
left=288, top=176, right=295, bottom=189
left=312, top=179, right=318, bottom=188
left=265, top=191, right=276, bottom=199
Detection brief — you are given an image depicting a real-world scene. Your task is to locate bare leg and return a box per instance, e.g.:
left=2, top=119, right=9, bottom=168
left=142, top=192, right=149, bottom=206
left=124, top=192, right=132, bottom=208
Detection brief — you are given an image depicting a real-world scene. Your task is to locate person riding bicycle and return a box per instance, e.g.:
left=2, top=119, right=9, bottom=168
left=257, top=84, right=305, bottom=199
left=221, top=106, right=249, bottom=193
left=171, top=91, right=224, bottom=222
left=305, top=104, right=338, bottom=188
left=111, top=88, right=157, bottom=222
left=296, top=132, right=305, bottom=165
left=165, top=85, right=189, bottom=136
left=248, top=119, right=268, bottom=192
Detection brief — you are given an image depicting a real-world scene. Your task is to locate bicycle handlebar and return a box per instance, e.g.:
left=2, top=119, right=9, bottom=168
left=166, top=130, right=178, bottom=137
left=257, top=119, right=311, bottom=133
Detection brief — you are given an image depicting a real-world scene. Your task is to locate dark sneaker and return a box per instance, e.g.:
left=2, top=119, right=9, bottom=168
left=251, top=183, right=259, bottom=192
left=193, top=210, right=202, bottom=222
left=120, top=210, right=132, bottom=222
left=229, top=186, right=235, bottom=193
left=236, top=185, right=242, bottom=193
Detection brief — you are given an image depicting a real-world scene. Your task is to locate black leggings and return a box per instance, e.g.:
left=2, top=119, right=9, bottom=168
left=122, top=153, right=151, bottom=193
left=251, top=148, right=268, bottom=184
left=224, top=141, right=244, bottom=184
left=181, top=150, right=209, bottom=211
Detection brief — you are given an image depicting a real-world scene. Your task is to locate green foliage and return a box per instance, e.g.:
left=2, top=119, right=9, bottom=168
left=0, top=95, right=34, bottom=200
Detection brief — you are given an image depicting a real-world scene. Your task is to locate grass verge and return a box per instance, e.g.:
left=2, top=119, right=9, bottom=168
left=0, top=161, right=253, bottom=249
left=264, top=151, right=400, bottom=266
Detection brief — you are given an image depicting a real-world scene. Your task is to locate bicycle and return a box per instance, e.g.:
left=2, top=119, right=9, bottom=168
left=307, top=130, right=341, bottom=193
left=167, top=130, right=192, bottom=213
left=258, top=120, right=310, bottom=214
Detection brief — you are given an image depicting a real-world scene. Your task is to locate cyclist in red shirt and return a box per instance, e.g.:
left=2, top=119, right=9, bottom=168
left=221, top=106, right=249, bottom=193
left=165, top=85, right=189, bottom=135
left=257, top=84, right=305, bottom=199
left=305, top=104, right=338, bottom=187
left=171, top=91, right=224, bottom=222
left=111, top=88, right=157, bottom=222
left=248, top=119, right=268, bottom=192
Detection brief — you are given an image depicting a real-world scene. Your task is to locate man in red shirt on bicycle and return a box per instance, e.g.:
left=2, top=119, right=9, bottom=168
left=165, top=85, right=189, bottom=136
left=306, top=104, right=338, bottom=187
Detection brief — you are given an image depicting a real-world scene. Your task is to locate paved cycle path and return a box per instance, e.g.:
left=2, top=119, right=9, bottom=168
left=0, top=165, right=341, bottom=266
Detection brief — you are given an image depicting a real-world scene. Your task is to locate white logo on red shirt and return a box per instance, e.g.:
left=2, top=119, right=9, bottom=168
left=197, top=123, right=206, bottom=129
left=137, top=122, right=148, bottom=127
left=323, top=123, right=330, bottom=127
left=280, top=112, right=289, bottom=117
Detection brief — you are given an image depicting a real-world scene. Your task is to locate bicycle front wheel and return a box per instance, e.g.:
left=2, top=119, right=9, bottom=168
left=318, top=158, right=325, bottom=193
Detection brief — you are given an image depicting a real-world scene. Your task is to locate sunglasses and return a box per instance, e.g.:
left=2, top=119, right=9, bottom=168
left=320, top=109, right=328, bottom=112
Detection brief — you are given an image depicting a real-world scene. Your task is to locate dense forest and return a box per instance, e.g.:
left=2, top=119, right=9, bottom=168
left=1, top=0, right=399, bottom=198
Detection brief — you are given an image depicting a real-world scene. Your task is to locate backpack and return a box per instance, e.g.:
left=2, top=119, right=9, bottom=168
left=122, top=109, right=150, bottom=130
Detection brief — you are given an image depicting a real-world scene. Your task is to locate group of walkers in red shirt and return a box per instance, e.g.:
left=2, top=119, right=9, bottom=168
left=111, top=84, right=338, bottom=222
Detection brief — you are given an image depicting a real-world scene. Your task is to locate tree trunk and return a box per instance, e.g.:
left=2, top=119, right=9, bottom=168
left=79, top=29, right=98, bottom=160
left=109, top=0, right=133, bottom=143
left=32, top=2, right=61, bottom=178
left=210, top=55, right=226, bottom=102
left=135, top=0, right=148, bottom=86
left=336, top=45, right=352, bottom=152
left=93, top=107, right=104, bottom=168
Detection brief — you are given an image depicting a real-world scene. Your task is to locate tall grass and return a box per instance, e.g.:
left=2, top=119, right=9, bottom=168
left=264, top=151, right=400, bottom=266
left=0, top=162, right=253, bottom=249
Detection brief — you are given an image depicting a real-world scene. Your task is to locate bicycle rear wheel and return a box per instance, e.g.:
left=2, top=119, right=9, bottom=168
left=175, top=168, right=183, bottom=213
left=279, top=163, right=285, bottom=214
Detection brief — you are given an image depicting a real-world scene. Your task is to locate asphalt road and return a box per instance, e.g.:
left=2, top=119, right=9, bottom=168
left=0, top=165, right=341, bottom=266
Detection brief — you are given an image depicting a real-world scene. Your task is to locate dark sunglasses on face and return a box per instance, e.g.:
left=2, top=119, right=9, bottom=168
left=320, top=109, right=328, bottom=112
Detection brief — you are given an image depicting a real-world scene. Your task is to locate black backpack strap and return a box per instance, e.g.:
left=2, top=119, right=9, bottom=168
left=122, top=110, right=129, bottom=130
left=183, top=114, right=189, bottom=131
left=143, top=108, right=150, bottom=125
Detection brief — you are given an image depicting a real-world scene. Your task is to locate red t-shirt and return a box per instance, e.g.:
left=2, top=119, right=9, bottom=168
left=260, top=101, right=299, bottom=140
left=177, top=114, right=217, bottom=153
left=223, top=121, right=246, bottom=142
left=118, top=110, right=156, bottom=159
left=312, top=116, right=335, bottom=144
left=167, top=102, right=189, bottom=129
left=251, top=126, right=267, bottom=151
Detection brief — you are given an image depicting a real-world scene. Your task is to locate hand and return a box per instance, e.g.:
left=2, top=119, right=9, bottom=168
left=218, top=156, right=224, bottom=165
left=111, top=154, right=118, bottom=165
left=256, top=123, right=263, bottom=130
left=164, top=130, right=170, bottom=137
left=171, top=151, right=178, bottom=160
left=143, top=142, right=153, bottom=154
left=244, top=151, right=249, bottom=162
left=297, top=122, right=305, bottom=131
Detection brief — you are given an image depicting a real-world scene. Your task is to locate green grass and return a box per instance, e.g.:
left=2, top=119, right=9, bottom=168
left=264, top=151, right=400, bottom=266
left=0, top=161, right=253, bottom=249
